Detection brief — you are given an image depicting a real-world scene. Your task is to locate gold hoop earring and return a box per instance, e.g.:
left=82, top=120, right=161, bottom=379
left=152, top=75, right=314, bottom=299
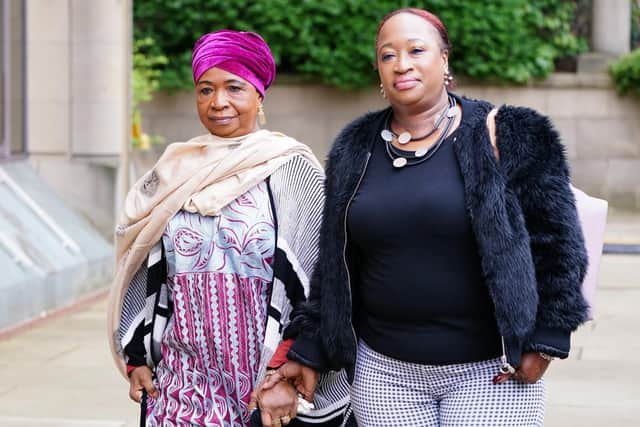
left=258, top=104, right=266, bottom=125
left=379, top=83, right=387, bottom=99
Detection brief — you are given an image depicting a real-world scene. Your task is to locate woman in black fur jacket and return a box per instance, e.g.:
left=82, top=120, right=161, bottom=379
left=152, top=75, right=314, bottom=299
left=260, top=7, right=588, bottom=427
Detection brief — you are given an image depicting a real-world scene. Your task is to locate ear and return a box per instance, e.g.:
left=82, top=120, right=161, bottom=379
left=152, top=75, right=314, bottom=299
left=441, top=49, right=449, bottom=69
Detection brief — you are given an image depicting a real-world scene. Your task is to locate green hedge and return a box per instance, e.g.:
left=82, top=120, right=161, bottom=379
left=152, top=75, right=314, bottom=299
left=610, top=49, right=640, bottom=97
left=134, top=0, right=586, bottom=91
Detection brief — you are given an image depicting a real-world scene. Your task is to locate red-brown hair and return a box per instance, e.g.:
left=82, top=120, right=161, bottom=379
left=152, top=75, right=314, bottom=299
left=376, top=8, right=452, bottom=52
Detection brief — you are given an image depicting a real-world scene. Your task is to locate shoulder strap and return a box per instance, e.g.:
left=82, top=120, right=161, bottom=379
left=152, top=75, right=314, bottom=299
left=486, top=107, right=500, bottom=160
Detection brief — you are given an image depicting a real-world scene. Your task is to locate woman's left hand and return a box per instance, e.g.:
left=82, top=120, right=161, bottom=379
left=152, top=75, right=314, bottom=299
left=493, top=352, right=551, bottom=384
left=249, top=378, right=298, bottom=427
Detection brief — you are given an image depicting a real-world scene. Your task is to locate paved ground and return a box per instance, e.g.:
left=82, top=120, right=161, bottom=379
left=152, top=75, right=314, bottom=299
left=0, top=211, right=638, bottom=426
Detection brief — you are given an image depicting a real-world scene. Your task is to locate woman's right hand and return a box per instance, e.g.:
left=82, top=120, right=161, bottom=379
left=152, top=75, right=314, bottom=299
left=128, top=365, right=159, bottom=403
left=250, top=379, right=299, bottom=427
left=260, top=361, right=319, bottom=402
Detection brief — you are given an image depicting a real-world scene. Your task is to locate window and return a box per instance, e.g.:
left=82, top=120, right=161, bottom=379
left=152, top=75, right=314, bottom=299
left=1, top=0, right=25, bottom=159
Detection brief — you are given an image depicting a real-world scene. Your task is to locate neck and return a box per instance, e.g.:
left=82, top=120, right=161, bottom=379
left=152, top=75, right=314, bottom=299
left=391, top=90, right=450, bottom=135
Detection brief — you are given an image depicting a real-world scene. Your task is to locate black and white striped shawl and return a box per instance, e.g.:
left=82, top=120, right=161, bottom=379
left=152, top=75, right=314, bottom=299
left=116, top=155, right=350, bottom=425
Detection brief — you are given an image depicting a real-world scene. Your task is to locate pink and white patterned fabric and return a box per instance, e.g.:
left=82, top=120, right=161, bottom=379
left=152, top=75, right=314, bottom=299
left=146, top=181, right=275, bottom=426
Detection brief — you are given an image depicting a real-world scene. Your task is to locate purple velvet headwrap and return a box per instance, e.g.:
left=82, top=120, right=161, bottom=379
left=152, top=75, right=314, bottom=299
left=192, top=30, right=276, bottom=97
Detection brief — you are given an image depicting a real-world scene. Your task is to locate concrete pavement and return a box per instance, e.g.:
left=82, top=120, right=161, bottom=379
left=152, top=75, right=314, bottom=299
left=0, top=212, right=638, bottom=426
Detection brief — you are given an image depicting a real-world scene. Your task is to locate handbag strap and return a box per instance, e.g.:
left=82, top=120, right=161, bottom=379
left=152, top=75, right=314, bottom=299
left=486, top=107, right=500, bottom=160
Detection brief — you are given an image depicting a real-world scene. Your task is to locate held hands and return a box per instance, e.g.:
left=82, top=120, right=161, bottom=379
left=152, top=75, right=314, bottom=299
left=249, top=362, right=319, bottom=427
left=493, top=352, right=551, bottom=385
left=128, top=365, right=159, bottom=402
left=249, top=379, right=298, bottom=427
left=260, top=361, right=319, bottom=402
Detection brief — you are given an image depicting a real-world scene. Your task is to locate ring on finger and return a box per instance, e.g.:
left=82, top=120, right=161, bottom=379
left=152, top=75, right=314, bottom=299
left=272, top=418, right=282, bottom=427
left=281, top=415, right=292, bottom=425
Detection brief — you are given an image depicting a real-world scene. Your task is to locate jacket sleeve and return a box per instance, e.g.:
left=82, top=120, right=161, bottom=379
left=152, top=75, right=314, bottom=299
left=289, top=111, right=385, bottom=372
left=120, top=241, right=169, bottom=369
left=285, top=152, right=340, bottom=372
left=286, top=123, right=362, bottom=372
left=121, top=265, right=150, bottom=367
left=265, top=155, right=333, bottom=371
left=496, top=106, right=589, bottom=359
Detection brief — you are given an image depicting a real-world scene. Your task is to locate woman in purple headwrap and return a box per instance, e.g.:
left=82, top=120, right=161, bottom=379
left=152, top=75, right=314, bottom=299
left=107, top=30, right=350, bottom=427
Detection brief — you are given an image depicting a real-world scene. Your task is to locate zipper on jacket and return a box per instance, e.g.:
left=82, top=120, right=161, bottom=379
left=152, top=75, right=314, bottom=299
left=499, top=336, right=516, bottom=374
left=343, top=152, right=372, bottom=353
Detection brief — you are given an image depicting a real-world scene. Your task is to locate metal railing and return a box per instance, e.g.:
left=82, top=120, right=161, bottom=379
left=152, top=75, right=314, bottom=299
left=0, top=232, right=46, bottom=276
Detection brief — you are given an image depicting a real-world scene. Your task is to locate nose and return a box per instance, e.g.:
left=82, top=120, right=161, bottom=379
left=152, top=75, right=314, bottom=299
left=210, top=91, right=229, bottom=110
left=394, top=51, right=412, bottom=74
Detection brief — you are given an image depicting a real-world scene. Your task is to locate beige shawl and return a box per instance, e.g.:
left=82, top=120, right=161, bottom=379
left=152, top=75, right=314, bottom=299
left=107, top=129, right=321, bottom=376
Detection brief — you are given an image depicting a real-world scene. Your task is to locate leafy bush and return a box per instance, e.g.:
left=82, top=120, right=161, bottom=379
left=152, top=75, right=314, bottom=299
left=609, top=48, right=640, bottom=97
left=632, top=0, right=640, bottom=49
left=133, top=37, right=168, bottom=108
left=134, top=0, right=586, bottom=91
left=132, top=37, right=167, bottom=148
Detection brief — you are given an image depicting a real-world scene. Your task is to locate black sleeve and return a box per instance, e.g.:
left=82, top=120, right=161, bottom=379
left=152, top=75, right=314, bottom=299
left=497, top=106, right=589, bottom=358
left=123, top=322, right=147, bottom=367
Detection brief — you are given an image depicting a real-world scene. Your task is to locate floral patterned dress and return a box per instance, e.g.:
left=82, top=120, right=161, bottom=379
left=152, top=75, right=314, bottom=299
left=146, top=181, right=275, bottom=426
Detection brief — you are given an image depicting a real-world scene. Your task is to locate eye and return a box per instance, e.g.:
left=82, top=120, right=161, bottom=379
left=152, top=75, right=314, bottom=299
left=228, top=85, right=243, bottom=93
left=380, top=52, right=395, bottom=62
left=199, top=87, right=213, bottom=95
left=410, top=47, right=425, bottom=55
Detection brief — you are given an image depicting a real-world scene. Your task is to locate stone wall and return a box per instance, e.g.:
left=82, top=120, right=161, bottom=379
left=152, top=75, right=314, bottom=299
left=140, top=73, right=640, bottom=210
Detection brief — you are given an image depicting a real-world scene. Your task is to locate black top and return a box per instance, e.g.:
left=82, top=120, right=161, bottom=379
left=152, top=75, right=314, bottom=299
left=347, top=96, right=502, bottom=365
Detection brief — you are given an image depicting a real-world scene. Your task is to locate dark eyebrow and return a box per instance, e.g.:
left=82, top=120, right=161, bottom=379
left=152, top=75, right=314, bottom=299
left=196, top=79, right=247, bottom=86
left=378, top=38, right=425, bottom=53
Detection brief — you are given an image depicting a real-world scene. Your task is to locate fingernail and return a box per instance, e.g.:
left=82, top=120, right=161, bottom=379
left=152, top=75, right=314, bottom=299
left=493, top=374, right=507, bottom=384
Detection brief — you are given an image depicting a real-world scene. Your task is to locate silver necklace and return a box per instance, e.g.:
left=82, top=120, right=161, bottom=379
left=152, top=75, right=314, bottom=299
left=381, top=96, right=457, bottom=145
left=381, top=95, right=458, bottom=169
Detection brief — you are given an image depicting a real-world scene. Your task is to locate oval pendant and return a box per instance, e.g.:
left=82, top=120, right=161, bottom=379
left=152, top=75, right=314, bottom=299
left=380, top=129, right=394, bottom=142
left=446, top=107, right=457, bottom=118
left=398, top=132, right=411, bottom=145
left=415, top=147, right=428, bottom=157
left=393, top=157, right=408, bottom=168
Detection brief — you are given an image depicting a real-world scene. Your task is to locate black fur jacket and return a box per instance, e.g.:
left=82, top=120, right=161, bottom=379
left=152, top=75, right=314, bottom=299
left=287, top=95, right=588, bottom=380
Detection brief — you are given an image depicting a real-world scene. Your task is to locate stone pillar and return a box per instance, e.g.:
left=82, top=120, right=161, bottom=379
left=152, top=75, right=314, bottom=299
left=25, top=0, right=131, bottom=234
left=592, top=0, right=631, bottom=56
left=70, top=0, right=129, bottom=156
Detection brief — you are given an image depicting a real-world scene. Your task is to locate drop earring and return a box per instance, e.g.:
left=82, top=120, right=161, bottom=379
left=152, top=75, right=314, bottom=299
left=444, top=70, right=454, bottom=87
left=258, top=103, right=266, bottom=125
left=379, top=83, right=387, bottom=99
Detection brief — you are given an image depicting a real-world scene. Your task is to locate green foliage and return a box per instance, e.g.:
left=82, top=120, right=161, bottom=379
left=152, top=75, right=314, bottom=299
left=609, top=48, right=640, bottom=97
left=132, top=37, right=168, bottom=108
left=134, top=0, right=586, bottom=91
left=632, top=0, right=640, bottom=49
left=132, top=37, right=167, bottom=148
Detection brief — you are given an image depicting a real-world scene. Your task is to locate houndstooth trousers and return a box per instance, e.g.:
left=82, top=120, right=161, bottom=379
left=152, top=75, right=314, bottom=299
left=350, top=341, right=545, bottom=427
